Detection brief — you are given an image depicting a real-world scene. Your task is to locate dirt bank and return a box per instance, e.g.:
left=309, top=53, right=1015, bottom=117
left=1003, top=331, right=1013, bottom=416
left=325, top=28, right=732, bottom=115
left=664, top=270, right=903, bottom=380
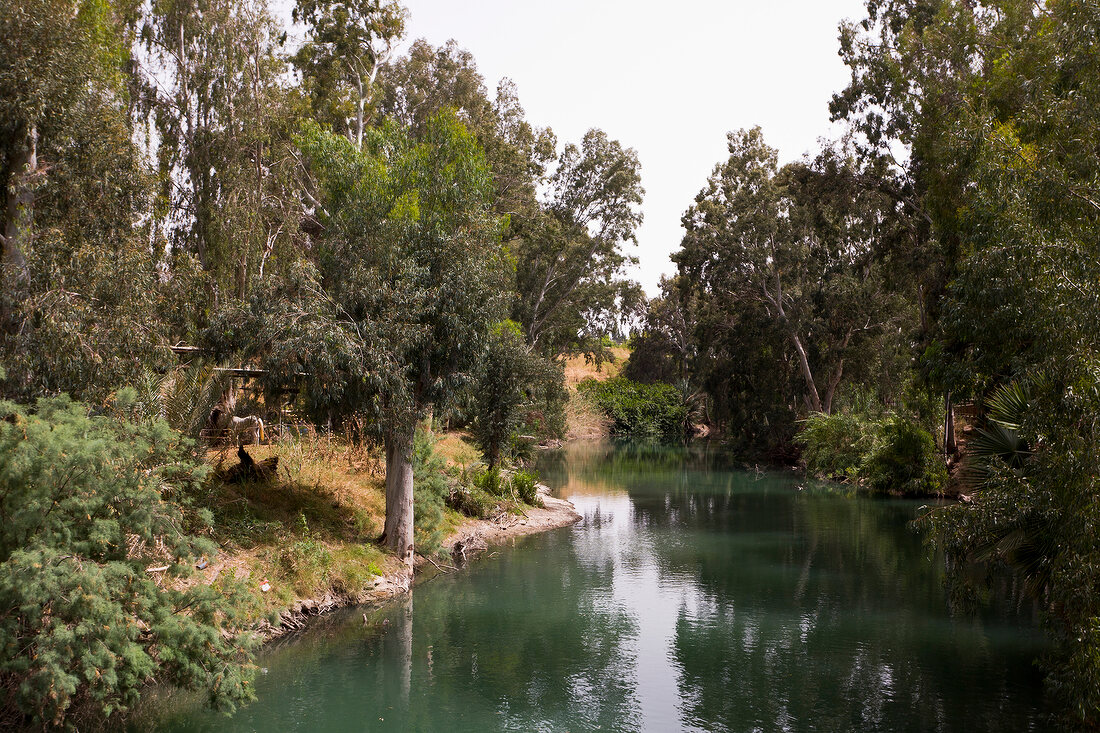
left=442, top=483, right=582, bottom=559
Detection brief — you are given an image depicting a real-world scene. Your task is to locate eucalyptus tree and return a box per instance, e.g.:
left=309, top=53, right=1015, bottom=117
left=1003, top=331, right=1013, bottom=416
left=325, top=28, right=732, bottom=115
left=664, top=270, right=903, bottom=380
left=513, top=128, right=645, bottom=356
left=624, top=276, right=694, bottom=386
left=377, top=40, right=557, bottom=223
left=675, top=128, right=910, bottom=419
left=836, top=0, right=1100, bottom=724
left=470, top=321, right=565, bottom=469
left=0, top=0, right=116, bottom=318
left=292, top=0, right=406, bottom=149
left=140, top=0, right=301, bottom=300
left=223, top=112, right=508, bottom=567
left=0, top=0, right=172, bottom=402
left=377, top=40, right=640, bottom=358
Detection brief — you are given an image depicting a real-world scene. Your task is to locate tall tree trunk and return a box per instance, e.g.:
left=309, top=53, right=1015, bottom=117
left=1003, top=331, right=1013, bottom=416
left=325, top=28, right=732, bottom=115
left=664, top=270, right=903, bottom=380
left=789, top=332, right=823, bottom=413
left=823, top=358, right=845, bottom=415
left=944, top=392, right=957, bottom=456
left=2, top=124, right=35, bottom=280
left=821, top=328, right=853, bottom=415
left=382, top=426, right=415, bottom=573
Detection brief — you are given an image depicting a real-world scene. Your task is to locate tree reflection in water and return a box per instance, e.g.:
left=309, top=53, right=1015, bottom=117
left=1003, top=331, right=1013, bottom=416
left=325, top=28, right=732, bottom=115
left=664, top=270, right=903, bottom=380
left=151, top=442, right=1049, bottom=733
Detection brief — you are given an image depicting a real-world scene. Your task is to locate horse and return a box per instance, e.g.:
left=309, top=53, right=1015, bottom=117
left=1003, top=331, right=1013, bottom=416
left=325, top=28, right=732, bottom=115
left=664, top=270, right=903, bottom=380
left=228, top=415, right=265, bottom=445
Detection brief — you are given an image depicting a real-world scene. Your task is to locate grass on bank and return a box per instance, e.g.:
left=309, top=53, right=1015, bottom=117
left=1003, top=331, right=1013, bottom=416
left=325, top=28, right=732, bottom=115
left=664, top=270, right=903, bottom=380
left=196, top=431, right=543, bottom=623
left=196, top=438, right=396, bottom=622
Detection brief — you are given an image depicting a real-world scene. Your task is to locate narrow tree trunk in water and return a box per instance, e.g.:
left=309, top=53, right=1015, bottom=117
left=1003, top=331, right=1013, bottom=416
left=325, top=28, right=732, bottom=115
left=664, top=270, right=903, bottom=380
left=383, top=427, right=415, bottom=573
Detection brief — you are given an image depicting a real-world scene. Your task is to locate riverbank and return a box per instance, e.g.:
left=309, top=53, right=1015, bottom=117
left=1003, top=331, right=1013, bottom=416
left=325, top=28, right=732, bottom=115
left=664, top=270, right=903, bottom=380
left=193, top=435, right=580, bottom=643
left=152, top=442, right=1050, bottom=733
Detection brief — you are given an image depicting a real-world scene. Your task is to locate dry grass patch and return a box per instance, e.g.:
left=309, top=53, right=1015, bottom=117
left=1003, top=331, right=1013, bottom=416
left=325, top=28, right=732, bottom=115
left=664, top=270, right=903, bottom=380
left=433, top=431, right=482, bottom=468
left=198, top=437, right=397, bottom=621
left=563, top=345, right=630, bottom=386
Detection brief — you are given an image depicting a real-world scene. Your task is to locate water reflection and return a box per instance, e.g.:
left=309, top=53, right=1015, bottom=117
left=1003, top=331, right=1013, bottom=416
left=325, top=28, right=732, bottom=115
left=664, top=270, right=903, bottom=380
left=154, top=441, right=1049, bottom=732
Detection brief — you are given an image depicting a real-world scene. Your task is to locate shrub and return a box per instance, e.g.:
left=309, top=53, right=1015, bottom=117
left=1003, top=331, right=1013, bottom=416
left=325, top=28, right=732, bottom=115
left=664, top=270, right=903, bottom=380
left=471, top=465, right=505, bottom=496
left=0, top=396, right=255, bottom=728
left=446, top=485, right=499, bottom=519
left=796, top=411, right=884, bottom=481
left=470, top=323, right=566, bottom=468
left=577, top=376, right=688, bottom=439
left=277, top=514, right=333, bottom=594
left=796, top=409, right=946, bottom=496
left=509, top=470, right=541, bottom=506
left=863, top=419, right=947, bottom=495
left=411, top=429, right=449, bottom=556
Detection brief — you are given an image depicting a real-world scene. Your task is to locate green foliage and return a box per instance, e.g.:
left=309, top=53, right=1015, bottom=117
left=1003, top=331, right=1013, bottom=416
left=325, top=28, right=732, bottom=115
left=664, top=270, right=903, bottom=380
left=511, top=128, right=646, bottom=357
left=832, top=0, right=1100, bottom=723
left=140, top=0, right=302, bottom=298
left=578, top=376, right=688, bottom=440
left=797, top=408, right=945, bottom=495
left=862, top=420, right=946, bottom=496
left=470, top=322, right=566, bottom=469
left=472, top=465, right=504, bottom=496
left=664, top=128, right=915, bottom=457
left=796, top=411, right=884, bottom=482
left=0, top=396, right=255, bottom=728
left=0, top=0, right=173, bottom=404
left=275, top=112, right=509, bottom=432
left=411, top=429, right=448, bottom=556
left=920, top=374, right=1100, bottom=727
left=446, top=484, right=498, bottom=520
left=509, top=470, right=541, bottom=507
left=962, top=381, right=1033, bottom=491
left=624, top=277, right=690, bottom=385
left=292, top=0, right=406, bottom=146
left=277, top=513, right=334, bottom=593
left=444, top=463, right=542, bottom=519
left=112, top=363, right=235, bottom=439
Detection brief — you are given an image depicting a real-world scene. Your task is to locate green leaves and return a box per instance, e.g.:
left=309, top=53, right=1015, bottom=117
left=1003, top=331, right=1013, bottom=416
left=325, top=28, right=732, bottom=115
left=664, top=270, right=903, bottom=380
left=470, top=323, right=564, bottom=468
left=0, top=397, right=254, bottom=727
left=578, top=376, right=689, bottom=441
left=672, top=127, right=914, bottom=446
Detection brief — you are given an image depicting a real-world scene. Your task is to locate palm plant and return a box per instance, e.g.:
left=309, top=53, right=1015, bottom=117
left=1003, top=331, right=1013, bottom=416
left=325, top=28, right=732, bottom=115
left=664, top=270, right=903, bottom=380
left=125, top=361, right=235, bottom=439
left=958, top=379, right=1060, bottom=598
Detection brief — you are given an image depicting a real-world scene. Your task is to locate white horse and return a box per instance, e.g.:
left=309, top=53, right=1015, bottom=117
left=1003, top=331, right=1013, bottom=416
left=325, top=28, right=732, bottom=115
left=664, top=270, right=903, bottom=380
left=228, top=415, right=265, bottom=445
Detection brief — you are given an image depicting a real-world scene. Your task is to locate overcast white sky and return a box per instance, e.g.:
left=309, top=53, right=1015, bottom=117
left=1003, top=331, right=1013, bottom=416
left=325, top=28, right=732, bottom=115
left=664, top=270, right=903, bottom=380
left=395, top=0, right=869, bottom=296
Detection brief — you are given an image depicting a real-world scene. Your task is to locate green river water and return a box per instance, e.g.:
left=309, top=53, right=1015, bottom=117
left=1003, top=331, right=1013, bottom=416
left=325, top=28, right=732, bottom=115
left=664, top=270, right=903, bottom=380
left=154, top=442, right=1050, bottom=732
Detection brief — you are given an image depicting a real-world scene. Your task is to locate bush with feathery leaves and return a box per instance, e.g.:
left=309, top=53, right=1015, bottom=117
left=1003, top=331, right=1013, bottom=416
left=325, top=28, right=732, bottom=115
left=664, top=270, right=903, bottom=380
left=0, top=395, right=255, bottom=729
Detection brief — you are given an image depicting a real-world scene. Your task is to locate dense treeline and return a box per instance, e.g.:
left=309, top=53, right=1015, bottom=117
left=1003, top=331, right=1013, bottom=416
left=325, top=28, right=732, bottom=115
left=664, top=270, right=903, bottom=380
left=627, top=0, right=1100, bottom=725
left=0, top=0, right=642, bottom=726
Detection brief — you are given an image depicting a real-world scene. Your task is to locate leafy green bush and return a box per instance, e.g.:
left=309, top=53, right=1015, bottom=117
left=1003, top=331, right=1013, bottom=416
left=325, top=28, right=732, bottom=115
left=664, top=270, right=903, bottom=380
left=472, top=465, right=504, bottom=496
left=796, top=411, right=884, bottom=481
left=0, top=396, right=255, bottom=728
left=411, top=429, right=449, bottom=556
left=509, top=470, right=541, bottom=506
left=446, top=485, right=499, bottom=519
left=278, top=514, right=333, bottom=593
left=470, top=322, right=566, bottom=468
left=863, top=420, right=946, bottom=495
left=578, top=376, right=688, bottom=439
left=796, top=409, right=946, bottom=495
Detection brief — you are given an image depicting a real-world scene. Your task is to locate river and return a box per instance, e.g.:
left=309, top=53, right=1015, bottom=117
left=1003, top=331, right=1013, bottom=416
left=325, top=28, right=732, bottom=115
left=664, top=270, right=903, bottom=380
left=153, top=441, right=1050, bottom=732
